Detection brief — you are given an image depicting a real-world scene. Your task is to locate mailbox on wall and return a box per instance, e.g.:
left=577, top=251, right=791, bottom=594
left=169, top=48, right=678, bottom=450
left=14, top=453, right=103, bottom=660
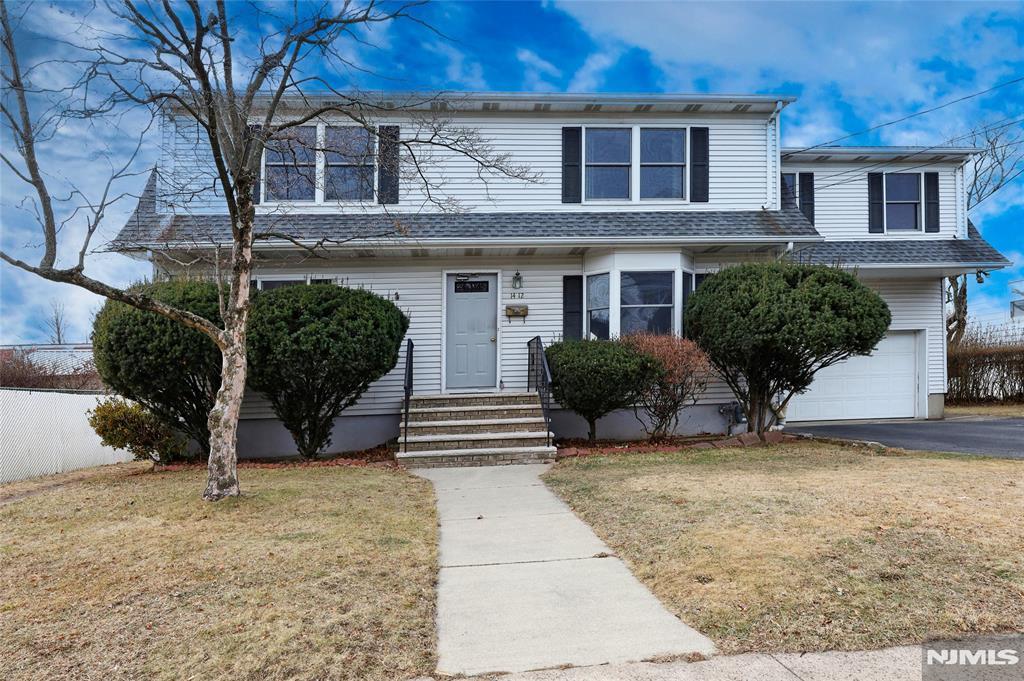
left=505, top=305, right=528, bottom=321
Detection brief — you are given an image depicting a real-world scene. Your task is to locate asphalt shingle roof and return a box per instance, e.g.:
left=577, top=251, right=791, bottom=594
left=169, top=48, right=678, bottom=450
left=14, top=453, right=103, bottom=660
left=791, top=223, right=1009, bottom=267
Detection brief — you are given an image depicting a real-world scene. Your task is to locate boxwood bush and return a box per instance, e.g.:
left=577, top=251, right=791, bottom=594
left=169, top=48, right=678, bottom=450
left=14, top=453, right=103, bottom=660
left=247, top=284, right=409, bottom=458
left=546, top=339, right=661, bottom=441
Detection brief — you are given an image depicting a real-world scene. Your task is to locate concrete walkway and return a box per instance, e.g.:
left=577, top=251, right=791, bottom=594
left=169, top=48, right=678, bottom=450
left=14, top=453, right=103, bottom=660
left=416, top=464, right=715, bottom=677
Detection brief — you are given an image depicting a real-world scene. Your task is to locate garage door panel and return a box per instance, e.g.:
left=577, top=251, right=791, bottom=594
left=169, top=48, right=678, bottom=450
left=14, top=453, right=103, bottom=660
left=788, top=332, right=917, bottom=422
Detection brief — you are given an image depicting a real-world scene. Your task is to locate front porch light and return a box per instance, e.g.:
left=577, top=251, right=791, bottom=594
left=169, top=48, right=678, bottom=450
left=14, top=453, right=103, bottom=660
left=512, top=270, right=523, bottom=289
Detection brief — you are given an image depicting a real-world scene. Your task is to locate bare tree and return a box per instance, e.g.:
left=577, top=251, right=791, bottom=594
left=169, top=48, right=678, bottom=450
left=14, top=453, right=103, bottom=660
left=1, top=0, right=533, bottom=500
left=947, top=122, right=1024, bottom=345
left=42, top=299, right=67, bottom=344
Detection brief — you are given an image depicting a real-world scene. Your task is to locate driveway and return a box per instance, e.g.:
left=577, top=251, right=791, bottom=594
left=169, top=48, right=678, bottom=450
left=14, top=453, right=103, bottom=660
left=789, top=416, right=1024, bottom=459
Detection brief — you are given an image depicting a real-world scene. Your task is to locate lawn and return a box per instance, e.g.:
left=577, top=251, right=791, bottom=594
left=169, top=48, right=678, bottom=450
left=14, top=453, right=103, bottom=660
left=945, top=403, right=1024, bottom=418
left=545, top=442, right=1024, bottom=654
left=0, top=464, right=437, bottom=681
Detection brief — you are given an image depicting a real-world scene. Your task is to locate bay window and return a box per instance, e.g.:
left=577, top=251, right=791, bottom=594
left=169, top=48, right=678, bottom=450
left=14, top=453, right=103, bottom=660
left=620, top=271, right=674, bottom=335
left=586, top=272, right=610, bottom=339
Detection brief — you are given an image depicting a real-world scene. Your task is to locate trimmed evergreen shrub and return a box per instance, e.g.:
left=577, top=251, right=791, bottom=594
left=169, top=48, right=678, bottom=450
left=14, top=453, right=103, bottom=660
left=685, top=262, right=891, bottom=433
left=88, top=396, right=188, bottom=464
left=247, top=285, right=409, bottom=459
left=92, top=280, right=222, bottom=451
left=546, top=339, right=662, bottom=441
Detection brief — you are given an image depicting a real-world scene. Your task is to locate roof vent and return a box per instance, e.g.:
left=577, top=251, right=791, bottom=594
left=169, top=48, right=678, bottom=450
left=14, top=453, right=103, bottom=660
left=355, top=249, right=376, bottom=258
left=931, top=155, right=945, bottom=162
left=633, top=104, right=653, bottom=112
left=568, top=247, right=587, bottom=256
left=583, top=103, right=602, bottom=112
left=891, top=155, right=907, bottom=162
left=430, top=101, right=449, bottom=112
left=464, top=248, right=482, bottom=256
left=533, top=102, right=551, bottom=111
left=853, top=155, right=869, bottom=162
left=815, top=155, right=831, bottom=161
left=732, top=103, right=752, bottom=112
left=683, top=103, right=703, bottom=112
left=483, top=102, right=500, bottom=111
left=517, top=247, right=537, bottom=256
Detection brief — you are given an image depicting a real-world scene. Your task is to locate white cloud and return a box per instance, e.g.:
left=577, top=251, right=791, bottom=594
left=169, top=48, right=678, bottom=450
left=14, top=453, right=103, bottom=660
left=431, top=42, right=488, bottom=89
left=516, top=48, right=562, bottom=91
left=568, top=50, right=620, bottom=92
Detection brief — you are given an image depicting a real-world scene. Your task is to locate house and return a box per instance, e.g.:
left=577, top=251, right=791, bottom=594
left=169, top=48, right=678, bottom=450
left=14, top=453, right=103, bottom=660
left=113, top=91, right=1010, bottom=462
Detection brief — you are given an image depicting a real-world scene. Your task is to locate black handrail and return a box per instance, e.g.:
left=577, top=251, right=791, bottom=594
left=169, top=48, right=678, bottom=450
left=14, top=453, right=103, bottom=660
left=402, top=338, right=414, bottom=453
left=527, top=336, right=553, bottom=447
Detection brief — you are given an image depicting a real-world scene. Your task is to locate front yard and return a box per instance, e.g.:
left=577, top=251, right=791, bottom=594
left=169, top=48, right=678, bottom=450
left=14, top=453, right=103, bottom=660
left=545, top=442, right=1024, bottom=654
left=0, top=465, right=437, bottom=681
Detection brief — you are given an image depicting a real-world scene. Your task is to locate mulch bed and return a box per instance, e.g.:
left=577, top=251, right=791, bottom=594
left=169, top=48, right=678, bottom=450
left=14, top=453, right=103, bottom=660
left=556, top=431, right=799, bottom=459
left=154, top=444, right=398, bottom=472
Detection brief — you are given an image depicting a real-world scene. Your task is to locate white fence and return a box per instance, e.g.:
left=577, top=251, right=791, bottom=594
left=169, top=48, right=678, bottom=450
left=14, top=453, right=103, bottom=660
left=0, top=389, right=131, bottom=484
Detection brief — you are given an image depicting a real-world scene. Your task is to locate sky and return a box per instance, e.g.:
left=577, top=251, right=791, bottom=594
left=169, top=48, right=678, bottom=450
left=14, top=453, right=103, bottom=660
left=1, top=0, right=1022, bottom=344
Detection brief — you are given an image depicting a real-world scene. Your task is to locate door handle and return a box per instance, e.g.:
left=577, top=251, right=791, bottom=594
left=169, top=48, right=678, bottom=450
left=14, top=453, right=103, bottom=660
left=490, top=337, right=496, bottom=342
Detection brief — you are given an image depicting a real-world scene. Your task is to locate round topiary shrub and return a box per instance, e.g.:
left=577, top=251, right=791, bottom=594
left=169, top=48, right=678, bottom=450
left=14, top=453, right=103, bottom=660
left=545, top=339, right=662, bottom=441
left=685, top=262, right=891, bottom=433
left=92, top=279, right=223, bottom=452
left=247, top=284, right=409, bottom=459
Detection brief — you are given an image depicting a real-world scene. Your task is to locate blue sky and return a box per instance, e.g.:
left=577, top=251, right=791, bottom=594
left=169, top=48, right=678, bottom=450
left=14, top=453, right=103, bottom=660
left=1, top=0, right=1022, bottom=343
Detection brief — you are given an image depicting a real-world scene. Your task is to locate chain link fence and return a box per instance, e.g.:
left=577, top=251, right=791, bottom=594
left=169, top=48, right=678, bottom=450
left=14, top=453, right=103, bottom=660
left=0, top=388, right=131, bottom=484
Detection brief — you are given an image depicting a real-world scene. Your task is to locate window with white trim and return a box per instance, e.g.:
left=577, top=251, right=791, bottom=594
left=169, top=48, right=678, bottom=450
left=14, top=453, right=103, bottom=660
left=640, top=129, right=686, bottom=199
left=620, top=271, right=674, bottom=335
left=262, top=123, right=376, bottom=204
left=585, top=129, right=631, bottom=199
left=884, top=173, right=922, bottom=231
left=264, top=127, right=317, bottom=201
left=586, top=272, right=610, bottom=339
left=780, top=173, right=797, bottom=209
left=325, top=126, right=374, bottom=201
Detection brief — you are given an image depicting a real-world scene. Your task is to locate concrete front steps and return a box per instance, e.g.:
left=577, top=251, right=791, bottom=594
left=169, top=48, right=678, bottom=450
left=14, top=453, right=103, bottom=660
left=398, top=392, right=556, bottom=467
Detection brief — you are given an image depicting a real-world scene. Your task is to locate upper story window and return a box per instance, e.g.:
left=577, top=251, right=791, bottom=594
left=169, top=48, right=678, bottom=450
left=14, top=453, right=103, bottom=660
left=640, top=129, right=686, bottom=199
left=262, top=123, right=376, bottom=204
left=780, top=173, right=798, bottom=209
left=884, top=173, right=921, bottom=230
left=585, top=129, right=631, bottom=199
left=583, top=126, right=690, bottom=202
left=264, top=127, right=317, bottom=201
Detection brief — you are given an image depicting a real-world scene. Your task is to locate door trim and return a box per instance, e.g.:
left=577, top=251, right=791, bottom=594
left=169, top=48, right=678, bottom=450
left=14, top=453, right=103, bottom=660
left=440, top=269, right=502, bottom=393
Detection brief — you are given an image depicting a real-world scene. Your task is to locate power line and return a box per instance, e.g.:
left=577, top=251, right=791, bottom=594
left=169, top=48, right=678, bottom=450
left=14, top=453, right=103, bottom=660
left=782, top=74, right=1024, bottom=158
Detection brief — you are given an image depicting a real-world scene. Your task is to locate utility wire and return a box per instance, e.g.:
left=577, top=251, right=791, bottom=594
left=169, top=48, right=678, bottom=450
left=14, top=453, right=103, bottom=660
left=782, top=74, right=1024, bottom=158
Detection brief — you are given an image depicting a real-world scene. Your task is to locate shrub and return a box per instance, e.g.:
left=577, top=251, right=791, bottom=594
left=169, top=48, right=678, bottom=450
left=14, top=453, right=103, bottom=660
left=546, top=339, right=662, bottom=441
left=686, top=263, right=890, bottom=433
left=92, top=280, right=222, bottom=452
left=623, top=333, right=712, bottom=440
left=947, top=323, right=1024, bottom=403
left=247, top=285, right=409, bottom=459
left=88, top=397, right=187, bottom=464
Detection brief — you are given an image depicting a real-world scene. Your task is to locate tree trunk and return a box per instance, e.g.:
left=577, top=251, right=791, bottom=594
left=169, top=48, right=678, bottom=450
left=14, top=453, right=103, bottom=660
left=587, top=417, right=597, bottom=442
left=946, top=275, right=968, bottom=347
left=203, top=333, right=246, bottom=500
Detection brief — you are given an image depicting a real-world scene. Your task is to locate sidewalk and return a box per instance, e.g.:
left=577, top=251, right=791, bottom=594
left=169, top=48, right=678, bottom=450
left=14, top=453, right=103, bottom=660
left=415, top=464, right=715, bottom=677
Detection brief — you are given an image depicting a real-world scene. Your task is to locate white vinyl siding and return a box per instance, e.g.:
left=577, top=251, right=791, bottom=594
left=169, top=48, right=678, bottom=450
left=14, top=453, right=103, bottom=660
left=780, top=162, right=964, bottom=240
left=161, top=112, right=773, bottom=215
left=239, top=256, right=580, bottom=419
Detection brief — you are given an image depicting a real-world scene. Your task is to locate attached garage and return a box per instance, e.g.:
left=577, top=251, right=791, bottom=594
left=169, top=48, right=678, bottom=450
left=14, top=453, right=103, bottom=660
left=787, top=331, right=921, bottom=422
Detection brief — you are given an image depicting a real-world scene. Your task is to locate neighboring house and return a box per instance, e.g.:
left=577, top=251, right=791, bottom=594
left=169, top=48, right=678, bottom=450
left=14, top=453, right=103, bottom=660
left=113, top=92, right=1009, bottom=460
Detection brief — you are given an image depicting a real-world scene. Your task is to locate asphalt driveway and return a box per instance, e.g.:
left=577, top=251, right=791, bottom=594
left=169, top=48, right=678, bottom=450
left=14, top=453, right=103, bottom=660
left=789, top=416, right=1024, bottom=459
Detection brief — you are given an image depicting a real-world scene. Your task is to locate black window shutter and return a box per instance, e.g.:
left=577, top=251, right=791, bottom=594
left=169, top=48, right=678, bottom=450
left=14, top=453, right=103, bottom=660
left=924, top=172, right=940, bottom=232
left=561, top=128, right=582, bottom=203
left=248, top=124, right=262, bottom=205
left=690, top=127, right=710, bottom=202
left=562, top=275, right=583, bottom=340
left=680, top=272, right=693, bottom=337
left=868, top=173, right=884, bottom=233
left=377, top=126, right=400, bottom=205
left=798, top=172, right=814, bottom=225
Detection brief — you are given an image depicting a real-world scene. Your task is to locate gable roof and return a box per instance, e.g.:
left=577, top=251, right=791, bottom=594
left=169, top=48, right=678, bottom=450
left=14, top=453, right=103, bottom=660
left=111, top=171, right=821, bottom=250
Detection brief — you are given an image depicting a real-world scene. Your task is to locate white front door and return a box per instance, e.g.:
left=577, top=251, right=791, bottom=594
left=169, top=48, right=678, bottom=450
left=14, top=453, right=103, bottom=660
left=787, top=332, right=918, bottom=422
left=445, top=274, right=498, bottom=390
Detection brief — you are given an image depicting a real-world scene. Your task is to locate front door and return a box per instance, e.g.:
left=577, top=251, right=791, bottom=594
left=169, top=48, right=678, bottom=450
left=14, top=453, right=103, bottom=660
left=445, top=273, right=498, bottom=390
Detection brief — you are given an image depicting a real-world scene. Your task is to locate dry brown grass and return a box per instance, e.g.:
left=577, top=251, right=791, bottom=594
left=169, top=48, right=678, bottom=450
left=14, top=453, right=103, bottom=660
left=544, top=442, right=1024, bottom=654
left=0, top=464, right=437, bottom=681
left=945, top=403, right=1024, bottom=418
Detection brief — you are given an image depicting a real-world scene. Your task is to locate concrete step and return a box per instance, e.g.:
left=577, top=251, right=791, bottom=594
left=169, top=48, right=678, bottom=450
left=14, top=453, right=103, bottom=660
left=398, top=445, right=557, bottom=468
left=402, top=431, right=554, bottom=452
left=409, top=392, right=540, bottom=409
left=407, top=404, right=544, bottom=422
left=402, top=417, right=548, bottom=436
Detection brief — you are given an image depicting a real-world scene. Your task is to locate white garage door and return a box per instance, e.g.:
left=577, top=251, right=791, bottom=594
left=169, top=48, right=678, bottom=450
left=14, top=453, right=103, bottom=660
left=787, top=332, right=918, bottom=422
